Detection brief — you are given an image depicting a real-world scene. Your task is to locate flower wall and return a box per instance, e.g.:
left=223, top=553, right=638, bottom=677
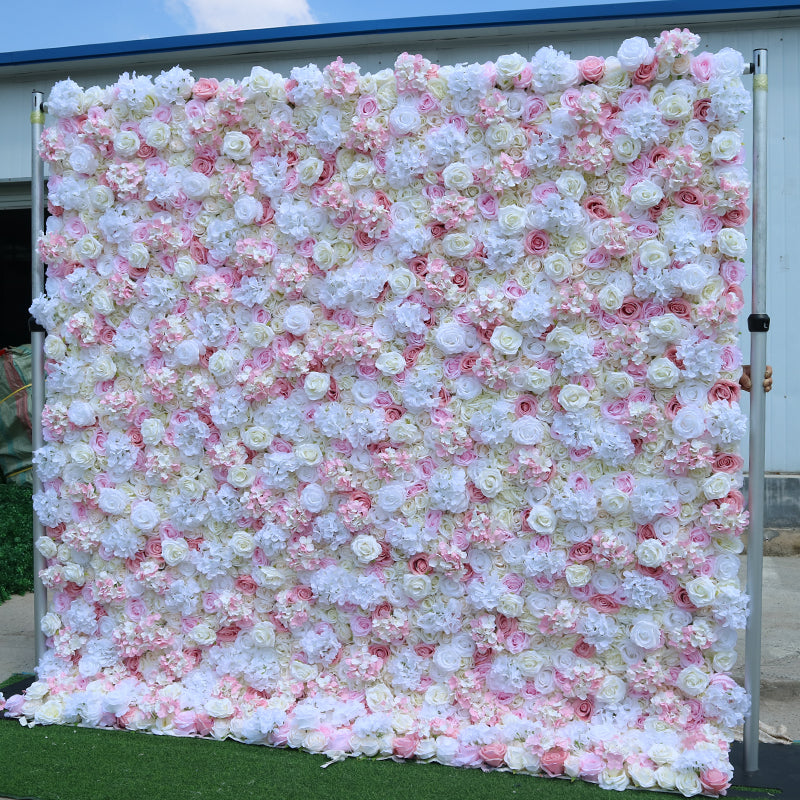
left=7, top=29, right=752, bottom=796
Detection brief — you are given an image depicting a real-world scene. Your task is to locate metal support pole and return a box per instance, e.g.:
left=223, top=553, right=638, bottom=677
left=30, top=91, right=47, bottom=666
left=743, top=49, right=768, bottom=774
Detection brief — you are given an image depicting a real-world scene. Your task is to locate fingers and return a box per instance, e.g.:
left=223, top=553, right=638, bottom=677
left=764, top=365, right=773, bottom=392
left=740, top=365, right=753, bottom=392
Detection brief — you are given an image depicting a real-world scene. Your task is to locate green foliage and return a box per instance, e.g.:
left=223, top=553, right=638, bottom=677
left=0, top=484, right=34, bottom=604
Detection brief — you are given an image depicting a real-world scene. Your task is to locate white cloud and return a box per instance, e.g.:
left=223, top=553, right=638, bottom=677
left=170, top=0, right=316, bottom=33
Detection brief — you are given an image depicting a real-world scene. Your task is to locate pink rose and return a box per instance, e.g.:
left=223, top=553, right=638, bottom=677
left=192, top=78, right=219, bottom=100
left=579, top=56, right=606, bottom=82
left=393, top=735, right=419, bottom=759
left=541, top=747, right=567, bottom=776
left=479, top=742, right=507, bottom=768
left=700, top=769, right=730, bottom=794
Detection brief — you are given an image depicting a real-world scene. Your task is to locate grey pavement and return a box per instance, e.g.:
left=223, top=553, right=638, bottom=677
left=2, top=556, right=799, bottom=741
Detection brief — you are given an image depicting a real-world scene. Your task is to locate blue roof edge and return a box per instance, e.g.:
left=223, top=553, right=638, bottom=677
left=2, top=0, right=799, bottom=67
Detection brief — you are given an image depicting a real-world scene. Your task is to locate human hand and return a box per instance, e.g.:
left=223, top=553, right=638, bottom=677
left=740, top=365, right=773, bottom=393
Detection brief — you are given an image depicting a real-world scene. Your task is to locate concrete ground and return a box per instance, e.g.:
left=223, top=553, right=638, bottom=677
left=2, top=557, right=799, bottom=741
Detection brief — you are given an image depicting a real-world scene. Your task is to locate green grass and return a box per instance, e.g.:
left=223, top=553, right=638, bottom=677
left=0, top=721, right=668, bottom=800
left=0, top=484, right=34, bottom=604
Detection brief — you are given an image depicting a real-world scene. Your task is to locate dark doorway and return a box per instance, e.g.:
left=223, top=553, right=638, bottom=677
left=0, top=209, right=33, bottom=348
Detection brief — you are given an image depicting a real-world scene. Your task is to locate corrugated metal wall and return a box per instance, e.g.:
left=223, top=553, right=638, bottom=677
left=0, top=12, right=797, bottom=474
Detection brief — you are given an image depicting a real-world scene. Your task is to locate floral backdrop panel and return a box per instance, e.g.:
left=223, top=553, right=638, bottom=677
left=4, top=28, right=751, bottom=797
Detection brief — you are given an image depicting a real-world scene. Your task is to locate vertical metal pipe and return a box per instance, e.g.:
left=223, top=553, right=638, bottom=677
left=30, top=91, right=47, bottom=666
left=743, top=49, right=768, bottom=774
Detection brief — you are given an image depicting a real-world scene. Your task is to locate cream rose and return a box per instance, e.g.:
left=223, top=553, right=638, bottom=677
left=490, top=325, right=523, bottom=356
left=351, top=534, right=382, bottom=563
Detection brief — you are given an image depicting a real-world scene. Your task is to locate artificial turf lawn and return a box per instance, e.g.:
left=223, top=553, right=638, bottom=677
left=0, top=720, right=667, bottom=800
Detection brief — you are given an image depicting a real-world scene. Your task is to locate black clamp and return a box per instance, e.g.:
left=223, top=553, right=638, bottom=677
left=747, top=313, right=770, bottom=333
left=28, top=316, right=46, bottom=334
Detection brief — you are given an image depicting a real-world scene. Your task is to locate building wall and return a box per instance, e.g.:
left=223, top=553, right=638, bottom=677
left=0, top=10, right=798, bottom=500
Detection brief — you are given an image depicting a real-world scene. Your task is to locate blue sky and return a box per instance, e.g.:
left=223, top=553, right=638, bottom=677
left=0, top=0, right=597, bottom=53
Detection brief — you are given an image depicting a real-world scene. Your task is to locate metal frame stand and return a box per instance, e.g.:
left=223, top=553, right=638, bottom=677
left=743, top=49, right=769, bottom=774
left=30, top=91, right=47, bottom=665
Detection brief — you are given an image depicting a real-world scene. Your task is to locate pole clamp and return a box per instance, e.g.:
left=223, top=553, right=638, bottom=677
left=30, top=110, right=45, bottom=125
left=28, top=316, right=47, bottom=334
left=747, top=313, right=770, bottom=332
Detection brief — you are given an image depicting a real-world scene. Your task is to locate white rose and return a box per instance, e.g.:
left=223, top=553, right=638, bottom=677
left=283, top=305, right=313, bottom=336
left=442, top=162, right=474, bottom=191
left=304, top=371, right=331, bottom=400
left=351, top=534, right=382, bottom=563
left=230, top=530, right=255, bottom=557
left=630, top=180, right=664, bottom=209
left=251, top=621, right=276, bottom=648
left=208, top=350, right=234, bottom=376
left=617, top=36, right=655, bottom=70
left=474, top=466, right=504, bottom=498
left=389, top=104, right=421, bottom=135
left=672, top=406, right=707, bottom=439
left=442, top=233, right=475, bottom=259
left=717, top=228, right=747, bottom=258
left=69, top=443, right=96, bottom=471
left=297, top=156, right=324, bottom=185
left=556, top=170, right=586, bottom=201
left=403, top=573, right=431, bottom=600
left=711, top=131, right=741, bottom=162
left=143, top=120, right=171, bottom=149
left=685, top=576, right=716, bottom=607
left=511, top=417, right=545, bottom=446
left=98, top=487, right=128, bottom=515
left=497, top=593, right=524, bottom=617
left=435, top=322, right=470, bottom=355
left=222, top=131, right=252, bottom=161
left=647, top=358, right=680, bottom=389
left=435, top=736, right=460, bottom=765
left=228, top=464, right=256, bottom=488
left=543, top=253, right=571, bottom=282
left=660, top=93, right=692, bottom=122
left=189, top=623, right=217, bottom=646
left=206, top=698, right=234, bottom=718
left=41, top=612, right=61, bottom=636
left=377, top=484, right=406, bottom=512
left=605, top=372, right=633, bottom=398
left=140, top=418, right=165, bottom=445
left=565, top=563, right=592, bottom=587
left=674, top=771, right=703, bottom=797
left=676, top=665, right=711, bottom=696
left=43, top=335, right=66, bottom=360
left=527, top=504, right=556, bottom=534
left=490, top=325, right=522, bottom=356
left=638, top=240, right=671, bottom=270
left=649, top=314, right=683, bottom=341
left=526, top=367, right=552, bottom=394
left=498, top=205, right=527, bottom=236
left=68, top=144, right=98, bottom=174
left=612, top=135, right=641, bottom=163
left=485, top=121, right=514, bottom=151
left=130, top=501, right=160, bottom=531
left=113, top=131, right=140, bottom=157
left=74, top=234, right=103, bottom=260
left=182, top=173, right=210, bottom=201
left=495, top=52, right=527, bottom=83
left=300, top=483, right=328, bottom=513
left=628, top=763, right=657, bottom=789
left=636, top=539, right=665, bottom=567
left=234, top=195, right=263, bottom=225
left=598, top=284, right=624, bottom=312
left=702, top=473, right=733, bottom=500
left=242, top=426, right=272, bottom=450
left=388, top=267, right=416, bottom=297
left=599, top=770, right=630, bottom=792
left=558, top=384, right=590, bottom=410
left=655, top=766, right=677, bottom=790
left=161, top=538, right=189, bottom=566
left=629, top=618, right=662, bottom=650
left=597, top=675, right=627, bottom=704
left=174, top=255, right=198, bottom=281
left=376, top=351, right=406, bottom=375
left=34, top=699, right=65, bottom=725
left=295, top=442, right=322, bottom=466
